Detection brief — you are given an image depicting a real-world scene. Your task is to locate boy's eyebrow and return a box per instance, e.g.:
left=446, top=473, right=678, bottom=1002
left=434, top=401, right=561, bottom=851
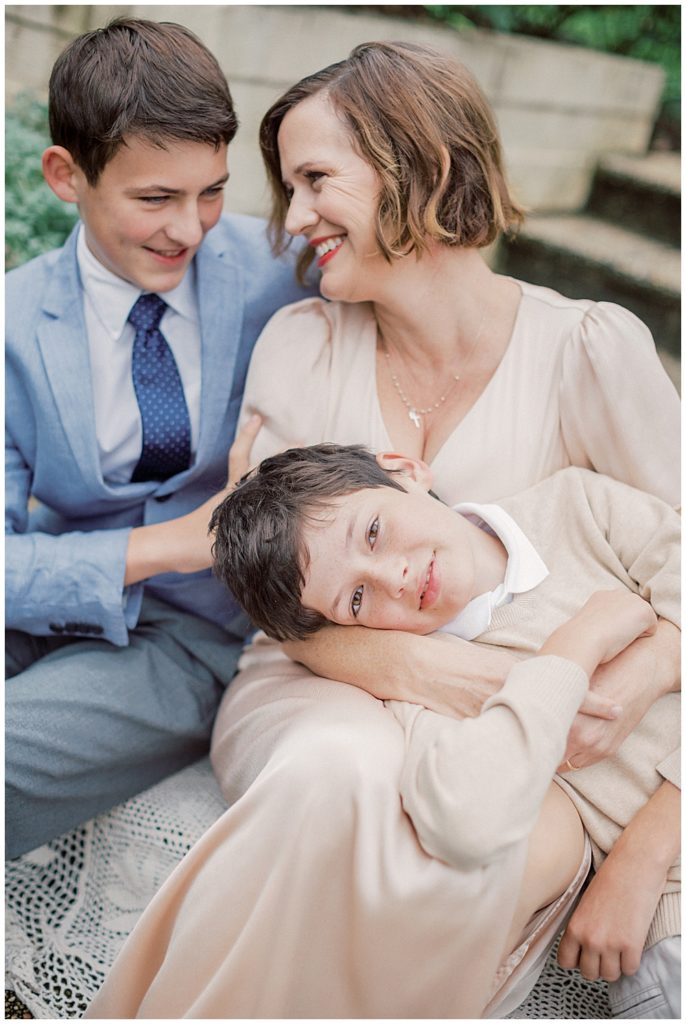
left=124, top=173, right=230, bottom=196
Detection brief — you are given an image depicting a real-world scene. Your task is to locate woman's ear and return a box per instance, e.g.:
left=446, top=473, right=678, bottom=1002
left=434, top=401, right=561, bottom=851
left=42, top=146, right=81, bottom=204
left=376, top=451, right=433, bottom=491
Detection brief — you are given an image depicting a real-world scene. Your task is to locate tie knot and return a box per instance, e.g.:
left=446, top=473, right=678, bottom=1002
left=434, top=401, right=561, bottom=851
left=128, top=293, right=167, bottom=332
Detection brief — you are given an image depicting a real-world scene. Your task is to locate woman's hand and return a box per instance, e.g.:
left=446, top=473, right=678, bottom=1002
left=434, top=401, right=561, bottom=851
left=558, top=618, right=680, bottom=772
left=124, top=416, right=262, bottom=585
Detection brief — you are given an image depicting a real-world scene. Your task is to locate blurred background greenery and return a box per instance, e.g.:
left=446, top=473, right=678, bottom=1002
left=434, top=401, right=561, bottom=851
left=364, top=5, right=680, bottom=145
left=5, top=94, right=79, bottom=270
left=6, top=4, right=679, bottom=271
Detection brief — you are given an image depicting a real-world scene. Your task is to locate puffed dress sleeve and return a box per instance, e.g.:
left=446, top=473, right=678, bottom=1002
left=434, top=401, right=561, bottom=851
left=236, top=298, right=334, bottom=467
left=559, top=302, right=680, bottom=507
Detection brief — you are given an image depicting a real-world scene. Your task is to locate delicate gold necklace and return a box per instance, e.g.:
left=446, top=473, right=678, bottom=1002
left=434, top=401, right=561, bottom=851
left=382, top=312, right=487, bottom=429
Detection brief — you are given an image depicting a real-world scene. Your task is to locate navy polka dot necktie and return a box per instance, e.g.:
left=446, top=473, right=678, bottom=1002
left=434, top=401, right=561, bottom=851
left=129, top=293, right=191, bottom=483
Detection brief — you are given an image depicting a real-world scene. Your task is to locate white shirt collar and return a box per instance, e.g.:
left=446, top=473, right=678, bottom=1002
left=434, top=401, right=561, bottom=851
left=438, top=502, right=548, bottom=640
left=76, top=224, right=198, bottom=339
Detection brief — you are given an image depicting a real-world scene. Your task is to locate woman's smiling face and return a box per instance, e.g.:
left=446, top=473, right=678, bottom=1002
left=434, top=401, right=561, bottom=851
left=277, top=92, right=390, bottom=302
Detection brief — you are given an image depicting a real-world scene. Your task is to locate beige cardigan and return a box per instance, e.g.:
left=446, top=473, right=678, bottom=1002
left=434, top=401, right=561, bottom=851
left=392, top=467, right=680, bottom=950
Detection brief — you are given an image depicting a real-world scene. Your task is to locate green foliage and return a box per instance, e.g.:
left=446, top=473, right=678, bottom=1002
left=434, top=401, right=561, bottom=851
left=6, top=94, right=78, bottom=270
left=424, top=5, right=680, bottom=123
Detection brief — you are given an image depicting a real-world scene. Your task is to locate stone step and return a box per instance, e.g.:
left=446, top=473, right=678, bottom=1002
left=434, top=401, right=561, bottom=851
left=496, top=213, right=680, bottom=356
left=586, top=152, right=680, bottom=246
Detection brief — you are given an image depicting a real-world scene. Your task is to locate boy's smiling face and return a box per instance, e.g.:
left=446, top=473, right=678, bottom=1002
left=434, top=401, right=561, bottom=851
left=44, top=136, right=229, bottom=292
left=299, top=459, right=483, bottom=635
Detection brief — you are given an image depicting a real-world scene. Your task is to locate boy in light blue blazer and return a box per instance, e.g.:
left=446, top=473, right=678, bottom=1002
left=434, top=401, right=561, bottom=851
left=5, top=18, right=314, bottom=858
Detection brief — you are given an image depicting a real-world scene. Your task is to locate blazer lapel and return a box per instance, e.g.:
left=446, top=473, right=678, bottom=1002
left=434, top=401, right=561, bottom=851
left=194, top=235, right=244, bottom=464
left=36, top=227, right=103, bottom=483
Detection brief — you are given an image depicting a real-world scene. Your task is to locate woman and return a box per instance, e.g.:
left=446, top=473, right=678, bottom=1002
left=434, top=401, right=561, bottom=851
left=87, top=42, right=679, bottom=1018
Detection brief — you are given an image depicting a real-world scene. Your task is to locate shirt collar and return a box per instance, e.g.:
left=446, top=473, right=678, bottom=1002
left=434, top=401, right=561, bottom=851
left=438, top=502, right=548, bottom=640
left=76, top=224, right=198, bottom=339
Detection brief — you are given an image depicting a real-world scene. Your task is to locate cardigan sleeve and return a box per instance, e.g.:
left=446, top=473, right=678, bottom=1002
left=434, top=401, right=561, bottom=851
left=575, top=467, right=681, bottom=628
left=559, top=302, right=680, bottom=508
left=387, top=655, right=588, bottom=870
left=236, top=298, right=335, bottom=467
left=657, top=749, right=681, bottom=790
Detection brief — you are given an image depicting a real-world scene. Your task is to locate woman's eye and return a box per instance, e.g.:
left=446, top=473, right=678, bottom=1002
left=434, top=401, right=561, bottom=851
left=368, top=517, right=379, bottom=548
left=305, top=170, right=324, bottom=185
left=351, top=585, right=364, bottom=618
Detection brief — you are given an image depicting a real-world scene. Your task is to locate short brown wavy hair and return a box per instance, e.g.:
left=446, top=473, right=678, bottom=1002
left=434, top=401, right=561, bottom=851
left=259, top=41, right=524, bottom=281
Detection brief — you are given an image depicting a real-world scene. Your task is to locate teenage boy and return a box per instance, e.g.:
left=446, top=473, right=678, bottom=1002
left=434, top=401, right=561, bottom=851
left=211, top=443, right=680, bottom=1017
left=5, top=18, right=314, bottom=859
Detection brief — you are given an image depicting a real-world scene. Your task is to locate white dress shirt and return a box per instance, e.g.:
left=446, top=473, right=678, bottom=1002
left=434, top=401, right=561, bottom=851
left=438, top=502, right=549, bottom=640
left=77, top=226, right=202, bottom=484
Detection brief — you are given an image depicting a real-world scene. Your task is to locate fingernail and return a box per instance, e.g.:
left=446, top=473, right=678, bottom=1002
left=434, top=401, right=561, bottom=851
left=611, top=705, right=623, bottom=718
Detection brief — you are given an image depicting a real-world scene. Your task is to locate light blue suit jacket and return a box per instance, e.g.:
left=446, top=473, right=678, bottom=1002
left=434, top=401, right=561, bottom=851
left=6, top=214, right=315, bottom=645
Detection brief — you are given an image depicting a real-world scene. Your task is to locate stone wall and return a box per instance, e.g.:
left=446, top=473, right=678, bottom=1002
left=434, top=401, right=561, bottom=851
left=6, top=4, right=665, bottom=217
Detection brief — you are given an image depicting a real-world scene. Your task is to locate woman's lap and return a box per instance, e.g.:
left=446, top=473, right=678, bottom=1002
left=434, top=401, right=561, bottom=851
left=210, top=633, right=404, bottom=803
left=87, top=637, right=580, bottom=1017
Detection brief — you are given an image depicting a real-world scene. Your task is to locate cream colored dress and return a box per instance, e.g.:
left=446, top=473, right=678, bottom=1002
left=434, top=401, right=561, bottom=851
left=86, top=281, right=680, bottom=1019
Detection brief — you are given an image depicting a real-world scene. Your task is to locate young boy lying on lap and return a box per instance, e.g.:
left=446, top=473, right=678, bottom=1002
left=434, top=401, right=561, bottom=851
left=211, top=443, right=680, bottom=1015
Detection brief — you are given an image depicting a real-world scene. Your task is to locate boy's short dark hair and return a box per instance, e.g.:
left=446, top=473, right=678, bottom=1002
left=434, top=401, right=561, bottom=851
left=210, top=443, right=406, bottom=642
left=49, top=17, right=238, bottom=184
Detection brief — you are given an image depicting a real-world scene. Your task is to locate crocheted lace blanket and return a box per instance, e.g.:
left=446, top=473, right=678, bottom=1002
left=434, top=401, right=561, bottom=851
left=6, top=758, right=610, bottom=1019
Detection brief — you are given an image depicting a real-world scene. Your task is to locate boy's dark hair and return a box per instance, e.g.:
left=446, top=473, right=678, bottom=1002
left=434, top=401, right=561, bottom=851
left=49, top=18, right=238, bottom=184
left=210, top=444, right=407, bottom=642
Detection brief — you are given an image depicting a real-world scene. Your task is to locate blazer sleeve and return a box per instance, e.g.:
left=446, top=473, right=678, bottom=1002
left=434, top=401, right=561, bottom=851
left=559, top=302, right=680, bottom=508
left=387, top=656, right=588, bottom=870
left=5, top=426, right=142, bottom=647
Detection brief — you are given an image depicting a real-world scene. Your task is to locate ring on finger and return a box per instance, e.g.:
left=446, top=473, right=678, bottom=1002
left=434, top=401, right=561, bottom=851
left=565, top=757, right=581, bottom=772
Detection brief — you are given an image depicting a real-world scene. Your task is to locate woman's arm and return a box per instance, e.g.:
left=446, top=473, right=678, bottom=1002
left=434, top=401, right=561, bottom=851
left=285, top=628, right=515, bottom=717
left=560, top=302, right=680, bottom=508
left=285, top=628, right=620, bottom=721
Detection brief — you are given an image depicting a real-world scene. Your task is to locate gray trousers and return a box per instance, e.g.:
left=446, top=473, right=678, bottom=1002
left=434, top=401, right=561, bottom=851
left=608, top=937, right=681, bottom=1019
left=6, top=595, right=244, bottom=859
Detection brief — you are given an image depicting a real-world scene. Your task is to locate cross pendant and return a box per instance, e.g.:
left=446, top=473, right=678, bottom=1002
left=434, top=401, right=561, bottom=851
left=408, top=408, right=422, bottom=429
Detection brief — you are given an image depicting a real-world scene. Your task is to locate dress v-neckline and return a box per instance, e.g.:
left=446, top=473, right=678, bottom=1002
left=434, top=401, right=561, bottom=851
left=371, top=281, right=527, bottom=468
